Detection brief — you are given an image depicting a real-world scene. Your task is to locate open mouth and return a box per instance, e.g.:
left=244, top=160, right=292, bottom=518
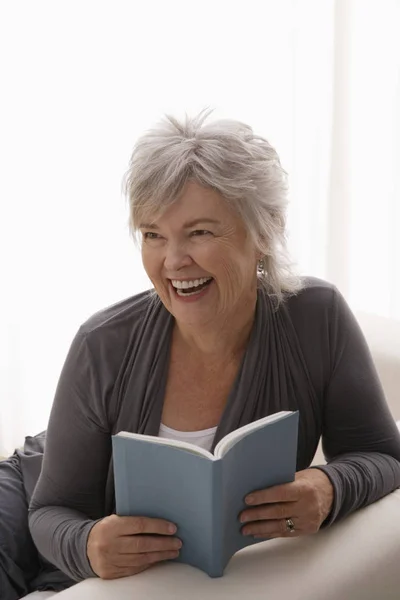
left=171, top=277, right=214, bottom=297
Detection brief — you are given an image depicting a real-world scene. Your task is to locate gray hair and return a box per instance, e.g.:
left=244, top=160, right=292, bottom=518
left=123, top=109, right=303, bottom=305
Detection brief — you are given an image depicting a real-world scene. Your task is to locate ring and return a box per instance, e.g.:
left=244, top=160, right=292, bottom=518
left=285, top=518, right=295, bottom=533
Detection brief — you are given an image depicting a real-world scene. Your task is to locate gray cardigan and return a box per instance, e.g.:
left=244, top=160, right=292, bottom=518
left=28, top=277, right=400, bottom=582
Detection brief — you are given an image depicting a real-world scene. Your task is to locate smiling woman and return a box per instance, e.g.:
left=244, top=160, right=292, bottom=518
left=3, top=110, right=400, bottom=597
left=125, top=110, right=302, bottom=306
left=138, top=181, right=261, bottom=330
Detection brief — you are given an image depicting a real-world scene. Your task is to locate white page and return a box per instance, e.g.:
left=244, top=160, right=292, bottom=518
left=116, top=431, right=216, bottom=460
left=117, top=411, right=293, bottom=462
left=214, top=411, right=292, bottom=459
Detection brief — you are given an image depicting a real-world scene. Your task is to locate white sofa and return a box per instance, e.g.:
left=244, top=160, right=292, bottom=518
left=42, top=487, right=400, bottom=600
left=24, top=312, right=400, bottom=600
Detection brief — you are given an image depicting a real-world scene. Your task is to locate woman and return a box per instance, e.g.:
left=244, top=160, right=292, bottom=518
left=3, top=110, right=400, bottom=595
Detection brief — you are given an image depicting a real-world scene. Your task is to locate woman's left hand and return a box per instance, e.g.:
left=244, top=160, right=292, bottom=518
left=239, top=468, right=334, bottom=538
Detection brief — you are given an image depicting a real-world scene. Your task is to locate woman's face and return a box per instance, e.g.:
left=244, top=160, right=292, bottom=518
left=140, top=181, right=259, bottom=328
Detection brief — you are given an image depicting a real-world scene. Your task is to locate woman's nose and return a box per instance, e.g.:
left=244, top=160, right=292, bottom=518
left=163, top=242, right=193, bottom=271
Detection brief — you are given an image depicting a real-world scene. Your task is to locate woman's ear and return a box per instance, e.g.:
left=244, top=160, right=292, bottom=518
left=256, top=250, right=264, bottom=260
left=255, top=242, right=265, bottom=261
left=255, top=232, right=268, bottom=254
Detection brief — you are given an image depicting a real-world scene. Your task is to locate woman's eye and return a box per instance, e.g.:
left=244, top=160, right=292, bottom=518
left=190, top=230, right=212, bottom=237
left=143, top=232, right=160, bottom=239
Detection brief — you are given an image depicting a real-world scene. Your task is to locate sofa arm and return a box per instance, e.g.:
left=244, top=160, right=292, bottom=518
left=54, top=488, right=400, bottom=600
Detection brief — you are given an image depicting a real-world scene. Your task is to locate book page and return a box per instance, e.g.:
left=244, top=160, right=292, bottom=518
left=117, top=431, right=216, bottom=460
left=213, top=411, right=292, bottom=459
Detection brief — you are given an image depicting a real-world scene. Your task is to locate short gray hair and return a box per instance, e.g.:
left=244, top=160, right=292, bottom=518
left=123, top=109, right=303, bottom=305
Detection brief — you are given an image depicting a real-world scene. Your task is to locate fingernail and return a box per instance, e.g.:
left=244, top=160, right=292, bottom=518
left=168, top=524, right=177, bottom=533
left=245, top=495, right=254, bottom=505
left=242, top=527, right=251, bottom=536
left=240, top=515, right=248, bottom=523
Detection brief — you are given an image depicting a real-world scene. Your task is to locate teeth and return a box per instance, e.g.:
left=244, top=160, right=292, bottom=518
left=171, top=277, right=212, bottom=290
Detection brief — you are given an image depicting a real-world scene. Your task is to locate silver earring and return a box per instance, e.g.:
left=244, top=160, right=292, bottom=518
left=257, top=258, right=265, bottom=274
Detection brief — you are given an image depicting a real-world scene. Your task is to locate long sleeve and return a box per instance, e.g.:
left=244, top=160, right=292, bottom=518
left=28, top=328, right=111, bottom=581
left=312, top=287, right=400, bottom=525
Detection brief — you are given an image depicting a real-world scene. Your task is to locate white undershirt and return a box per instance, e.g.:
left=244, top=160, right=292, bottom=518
left=158, top=422, right=218, bottom=452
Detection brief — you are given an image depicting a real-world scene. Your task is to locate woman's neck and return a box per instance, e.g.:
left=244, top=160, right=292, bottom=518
left=172, top=295, right=257, bottom=364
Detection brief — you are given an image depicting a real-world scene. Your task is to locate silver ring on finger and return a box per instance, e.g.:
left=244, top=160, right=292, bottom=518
left=285, top=518, right=296, bottom=534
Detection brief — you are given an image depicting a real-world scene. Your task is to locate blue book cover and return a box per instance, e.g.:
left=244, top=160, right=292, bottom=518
left=112, top=410, right=299, bottom=578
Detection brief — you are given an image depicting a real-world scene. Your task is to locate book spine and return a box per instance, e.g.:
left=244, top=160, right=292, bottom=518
left=209, top=460, right=224, bottom=577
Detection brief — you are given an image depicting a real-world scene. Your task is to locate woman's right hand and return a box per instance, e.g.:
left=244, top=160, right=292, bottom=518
left=87, top=514, right=182, bottom=580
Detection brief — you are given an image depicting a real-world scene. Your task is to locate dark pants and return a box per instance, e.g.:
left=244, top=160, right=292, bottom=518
left=0, top=437, right=74, bottom=600
left=0, top=453, right=40, bottom=599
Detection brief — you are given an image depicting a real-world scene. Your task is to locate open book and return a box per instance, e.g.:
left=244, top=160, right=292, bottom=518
left=112, top=410, right=299, bottom=577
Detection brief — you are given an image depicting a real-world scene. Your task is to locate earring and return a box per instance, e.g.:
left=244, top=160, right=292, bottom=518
left=257, top=258, right=265, bottom=274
